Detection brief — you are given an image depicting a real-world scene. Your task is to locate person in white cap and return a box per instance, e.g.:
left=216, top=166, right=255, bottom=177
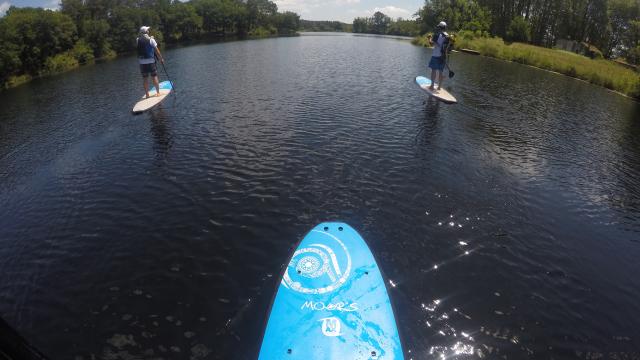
left=137, top=26, right=165, bottom=98
left=428, top=21, right=450, bottom=91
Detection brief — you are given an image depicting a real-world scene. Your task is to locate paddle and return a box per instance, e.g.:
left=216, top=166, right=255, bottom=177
left=446, top=62, right=455, bottom=78
left=160, top=60, right=175, bottom=91
left=444, top=42, right=455, bottom=78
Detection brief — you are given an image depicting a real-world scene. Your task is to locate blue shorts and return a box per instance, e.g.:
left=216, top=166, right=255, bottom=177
left=428, top=56, right=445, bottom=71
left=139, top=63, right=157, bottom=77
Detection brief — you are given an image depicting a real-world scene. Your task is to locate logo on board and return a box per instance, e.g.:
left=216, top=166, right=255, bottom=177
left=301, top=301, right=358, bottom=312
left=282, top=230, right=352, bottom=294
left=319, top=317, right=342, bottom=337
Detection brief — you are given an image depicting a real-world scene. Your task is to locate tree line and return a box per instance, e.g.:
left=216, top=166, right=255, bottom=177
left=0, top=0, right=300, bottom=88
left=416, top=0, right=640, bottom=63
left=351, top=0, right=639, bottom=63
left=352, top=12, right=421, bottom=36
left=300, top=20, right=351, bottom=32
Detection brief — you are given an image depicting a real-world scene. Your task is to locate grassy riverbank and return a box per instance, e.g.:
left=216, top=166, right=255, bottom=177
left=413, top=33, right=640, bottom=99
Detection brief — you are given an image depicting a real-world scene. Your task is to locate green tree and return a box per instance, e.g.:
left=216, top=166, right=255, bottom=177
left=0, top=7, right=77, bottom=75
left=246, top=0, right=278, bottom=29
left=82, top=19, right=111, bottom=57
left=162, top=2, right=202, bottom=41
left=417, top=0, right=491, bottom=34
left=371, top=11, right=391, bottom=34
left=627, top=46, right=640, bottom=64
left=275, top=11, right=300, bottom=35
left=108, top=6, right=160, bottom=53
left=70, top=39, right=95, bottom=64
left=626, top=20, right=640, bottom=61
left=61, top=0, right=87, bottom=36
left=194, top=0, right=230, bottom=33
left=605, top=0, right=640, bottom=57
left=387, top=18, right=421, bottom=36
left=1, top=0, right=300, bottom=88
left=0, top=15, right=22, bottom=85
left=353, top=17, right=370, bottom=33
left=506, top=16, right=531, bottom=42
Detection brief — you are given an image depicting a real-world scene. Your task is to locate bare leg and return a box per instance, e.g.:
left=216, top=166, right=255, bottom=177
left=430, top=69, right=437, bottom=90
left=143, top=77, right=150, bottom=98
left=437, top=71, right=444, bottom=90
left=152, top=76, right=160, bottom=97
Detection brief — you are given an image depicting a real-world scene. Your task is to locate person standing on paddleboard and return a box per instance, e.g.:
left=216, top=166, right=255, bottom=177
left=428, top=21, right=450, bottom=91
left=137, top=26, right=165, bottom=98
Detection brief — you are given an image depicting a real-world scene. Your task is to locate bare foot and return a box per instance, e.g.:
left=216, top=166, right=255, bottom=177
left=429, top=86, right=435, bottom=91
left=145, top=94, right=150, bottom=99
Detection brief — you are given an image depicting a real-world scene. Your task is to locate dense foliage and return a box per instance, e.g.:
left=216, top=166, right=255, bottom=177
left=0, top=0, right=300, bottom=88
left=300, top=20, right=351, bottom=32
left=416, top=0, right=640, bottom=62
left=416, top=0, right=491, bottom=34
left=353, top=12, right=420, bottom=36
left=352, top=0, right=639, bottom=63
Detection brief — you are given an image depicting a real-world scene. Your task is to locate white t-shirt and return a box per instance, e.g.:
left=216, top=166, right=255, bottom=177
left=137, top=35, right=158, bottom=64
left=431, top=32, right=448, bottom=58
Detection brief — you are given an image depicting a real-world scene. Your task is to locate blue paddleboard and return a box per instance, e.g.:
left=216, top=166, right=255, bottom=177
left=259, top=223, right=404, bottom=359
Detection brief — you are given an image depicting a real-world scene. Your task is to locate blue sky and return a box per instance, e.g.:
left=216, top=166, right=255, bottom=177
left=2, top=0, right=424, bottom=22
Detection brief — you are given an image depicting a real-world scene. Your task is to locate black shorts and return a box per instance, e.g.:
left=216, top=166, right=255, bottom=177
left=140, top=63, right=157, bottom=77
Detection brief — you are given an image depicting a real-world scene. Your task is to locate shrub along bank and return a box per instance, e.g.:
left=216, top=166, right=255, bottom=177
left=0, top=0, right=300, bottom=90
left=413, top=31, right=640, bottom=99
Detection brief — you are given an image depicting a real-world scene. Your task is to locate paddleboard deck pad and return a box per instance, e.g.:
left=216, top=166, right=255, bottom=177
left=415, top=76, right=457, bottom=104
left=132, top=81, right=172, bottom=114
left=259, top=222, right=404, bottom=359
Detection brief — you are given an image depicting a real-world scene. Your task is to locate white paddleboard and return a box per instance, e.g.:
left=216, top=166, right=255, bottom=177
left=415, top=76, right=457, bottom=104
left=132, top=81, right=173, bottom=114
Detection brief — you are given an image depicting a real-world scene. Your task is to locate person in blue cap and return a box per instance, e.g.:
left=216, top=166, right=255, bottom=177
left=136, top=26, right=165, bottom=98
left=428, top=21, right=450, bottom=91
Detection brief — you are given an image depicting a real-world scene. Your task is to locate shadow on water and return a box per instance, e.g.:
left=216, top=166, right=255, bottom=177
left=415, top=97, right=442, bottom=148
left=147, top=107, right=174, bottom=161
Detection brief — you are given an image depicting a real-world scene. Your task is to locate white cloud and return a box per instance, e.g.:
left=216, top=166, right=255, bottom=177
left=274, top=0, right=414, bottom=22
left=275, top=0, right=323, bottom=14
left=368, top=5, right=412, bottom=19
left=0, top=1, right=11, bottom=17
left=275, top=0, right=361, bottom=19
left=45, top=0, right=59, bottom=10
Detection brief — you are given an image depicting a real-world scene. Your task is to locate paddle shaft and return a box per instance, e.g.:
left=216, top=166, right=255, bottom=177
left=444, top=41, right=455, bottom=78
left=155, top=53, right=174, bottom=91
left=160, top=61, right=174, bottom=90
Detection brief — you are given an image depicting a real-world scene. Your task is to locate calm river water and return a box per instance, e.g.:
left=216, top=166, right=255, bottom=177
left=1, top=33, right=639, bottom=359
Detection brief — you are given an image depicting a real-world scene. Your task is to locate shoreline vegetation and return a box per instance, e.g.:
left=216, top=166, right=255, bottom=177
left=351, top=0, right=640, bottom=99
left=300, top=20, right=351, bottom=32
left=413, top=32, right=640, bottom=99
left=1, top=1, right=638, bottom=98
left=0, top=0, right=300, bottom=90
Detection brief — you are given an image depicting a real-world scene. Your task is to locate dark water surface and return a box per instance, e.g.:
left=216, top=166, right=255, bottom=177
left=1, top=33, right=639, bottom=359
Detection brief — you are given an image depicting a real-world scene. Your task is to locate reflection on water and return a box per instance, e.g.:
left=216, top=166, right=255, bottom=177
left=0, top=34, right=639, bottom=359
left=148, top=107, right=174, bottom=161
